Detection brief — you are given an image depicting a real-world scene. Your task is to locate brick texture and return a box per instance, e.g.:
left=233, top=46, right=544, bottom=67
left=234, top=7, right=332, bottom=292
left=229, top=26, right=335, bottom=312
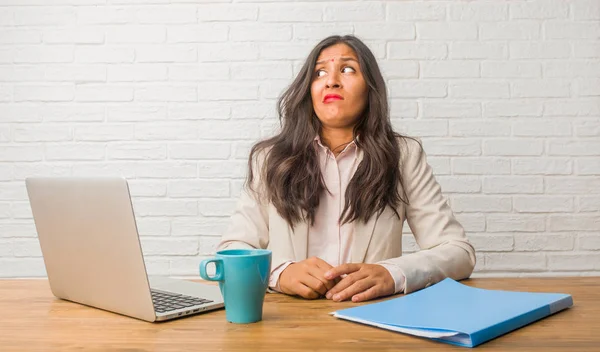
left=0, top=0, right=598, bottom=278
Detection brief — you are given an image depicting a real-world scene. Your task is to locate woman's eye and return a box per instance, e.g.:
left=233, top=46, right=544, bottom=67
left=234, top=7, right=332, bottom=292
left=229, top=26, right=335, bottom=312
left=316, top=69, right=326, bottom=77
left=342, top=66, right=356, bottom=73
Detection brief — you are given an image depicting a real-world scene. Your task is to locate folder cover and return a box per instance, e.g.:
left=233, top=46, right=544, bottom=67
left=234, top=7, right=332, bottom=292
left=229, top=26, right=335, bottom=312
left=332, top=278, right=573, bottom=348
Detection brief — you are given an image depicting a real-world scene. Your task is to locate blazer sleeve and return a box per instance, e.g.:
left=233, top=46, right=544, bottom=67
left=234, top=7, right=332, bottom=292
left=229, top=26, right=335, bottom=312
left=377, top=138, right=476, bottom=294
left=217, top=152, right=270, bottom=252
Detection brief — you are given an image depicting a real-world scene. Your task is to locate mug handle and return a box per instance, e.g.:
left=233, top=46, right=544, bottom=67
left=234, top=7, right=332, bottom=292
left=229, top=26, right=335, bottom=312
left=199, top=258, right=224, bottom=281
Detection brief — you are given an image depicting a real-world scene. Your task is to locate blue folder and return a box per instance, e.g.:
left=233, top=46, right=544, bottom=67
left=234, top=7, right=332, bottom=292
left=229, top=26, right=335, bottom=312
left=332, top=278, right=573, bottom=348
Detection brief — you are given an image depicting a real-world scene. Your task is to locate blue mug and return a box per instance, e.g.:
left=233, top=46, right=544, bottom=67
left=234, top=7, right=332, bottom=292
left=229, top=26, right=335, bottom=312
left=199, top=249, right=272, bottom=324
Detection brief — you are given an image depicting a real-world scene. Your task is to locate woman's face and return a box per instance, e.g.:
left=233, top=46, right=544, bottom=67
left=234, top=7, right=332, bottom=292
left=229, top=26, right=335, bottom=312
left=310, top=43, right=368, bottom=131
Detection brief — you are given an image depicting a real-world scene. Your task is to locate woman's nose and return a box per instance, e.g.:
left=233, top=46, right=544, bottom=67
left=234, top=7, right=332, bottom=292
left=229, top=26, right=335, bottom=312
left=326, top=71, right=341, bottom=88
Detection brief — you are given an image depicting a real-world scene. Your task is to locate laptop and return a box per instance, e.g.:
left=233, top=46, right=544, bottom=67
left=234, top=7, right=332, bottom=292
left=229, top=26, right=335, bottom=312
left=25, top=177, right=225, bottom=322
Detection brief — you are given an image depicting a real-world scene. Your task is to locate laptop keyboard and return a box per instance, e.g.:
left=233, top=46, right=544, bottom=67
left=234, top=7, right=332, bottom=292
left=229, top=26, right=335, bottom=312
left=151, top=289, right=213, bottom=313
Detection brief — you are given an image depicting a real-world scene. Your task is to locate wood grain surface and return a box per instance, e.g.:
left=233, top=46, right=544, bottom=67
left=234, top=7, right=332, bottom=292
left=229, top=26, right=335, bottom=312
left=0, top=278, right=598, bottom=351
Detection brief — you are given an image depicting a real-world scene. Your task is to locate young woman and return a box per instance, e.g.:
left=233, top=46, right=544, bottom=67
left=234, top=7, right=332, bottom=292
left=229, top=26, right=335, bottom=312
left=217, top=35, right=475, bottom=303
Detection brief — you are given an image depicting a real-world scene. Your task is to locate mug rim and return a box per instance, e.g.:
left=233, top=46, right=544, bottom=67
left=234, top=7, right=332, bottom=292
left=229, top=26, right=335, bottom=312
left=216, top=249, right=272, bottom=257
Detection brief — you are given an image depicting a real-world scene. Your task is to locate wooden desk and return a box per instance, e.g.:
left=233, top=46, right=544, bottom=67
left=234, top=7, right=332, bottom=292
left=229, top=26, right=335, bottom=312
left=0, top=278, right=597, bottom=351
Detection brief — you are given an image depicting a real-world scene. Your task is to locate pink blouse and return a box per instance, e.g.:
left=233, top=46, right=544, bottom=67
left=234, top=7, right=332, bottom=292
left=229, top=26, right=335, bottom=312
left=268, top=137, right=406, bottom=294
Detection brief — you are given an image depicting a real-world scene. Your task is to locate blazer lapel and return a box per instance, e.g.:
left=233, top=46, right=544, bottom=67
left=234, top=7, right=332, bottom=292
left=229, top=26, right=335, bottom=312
left=350, top=148, right=379, bottom=263
left=351, top=214, right=378, bottom=263
left=290, top=218, right=309, bottom=261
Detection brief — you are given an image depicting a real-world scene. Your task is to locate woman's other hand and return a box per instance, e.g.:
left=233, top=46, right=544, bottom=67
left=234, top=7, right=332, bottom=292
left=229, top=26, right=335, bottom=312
left=324, top=263, right=395, bottom=302
left=279, top=257, right=339, bottom=299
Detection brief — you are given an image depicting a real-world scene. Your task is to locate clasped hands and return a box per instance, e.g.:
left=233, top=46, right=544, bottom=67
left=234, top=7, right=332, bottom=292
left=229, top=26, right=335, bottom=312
left=278, top=257, right=395, bottom=303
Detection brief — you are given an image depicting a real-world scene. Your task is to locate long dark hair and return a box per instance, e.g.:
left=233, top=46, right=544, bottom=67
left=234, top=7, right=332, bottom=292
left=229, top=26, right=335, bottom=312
left=247, top=35, right=409, bottom=228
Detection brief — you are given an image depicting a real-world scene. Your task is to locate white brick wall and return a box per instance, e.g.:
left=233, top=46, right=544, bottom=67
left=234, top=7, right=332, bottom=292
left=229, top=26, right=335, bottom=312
left=0, top=0, right=598, bottom=278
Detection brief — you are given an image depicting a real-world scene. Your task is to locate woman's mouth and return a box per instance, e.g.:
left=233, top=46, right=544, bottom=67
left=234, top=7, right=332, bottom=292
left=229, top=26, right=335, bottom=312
left=323, top=94, right=343, bottom=103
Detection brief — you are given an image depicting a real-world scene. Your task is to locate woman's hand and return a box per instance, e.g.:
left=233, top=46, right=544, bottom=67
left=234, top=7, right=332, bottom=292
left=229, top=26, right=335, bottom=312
left=279, top=257, right=339, bottom=299
left=324, top=263, right=395, bottom=303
